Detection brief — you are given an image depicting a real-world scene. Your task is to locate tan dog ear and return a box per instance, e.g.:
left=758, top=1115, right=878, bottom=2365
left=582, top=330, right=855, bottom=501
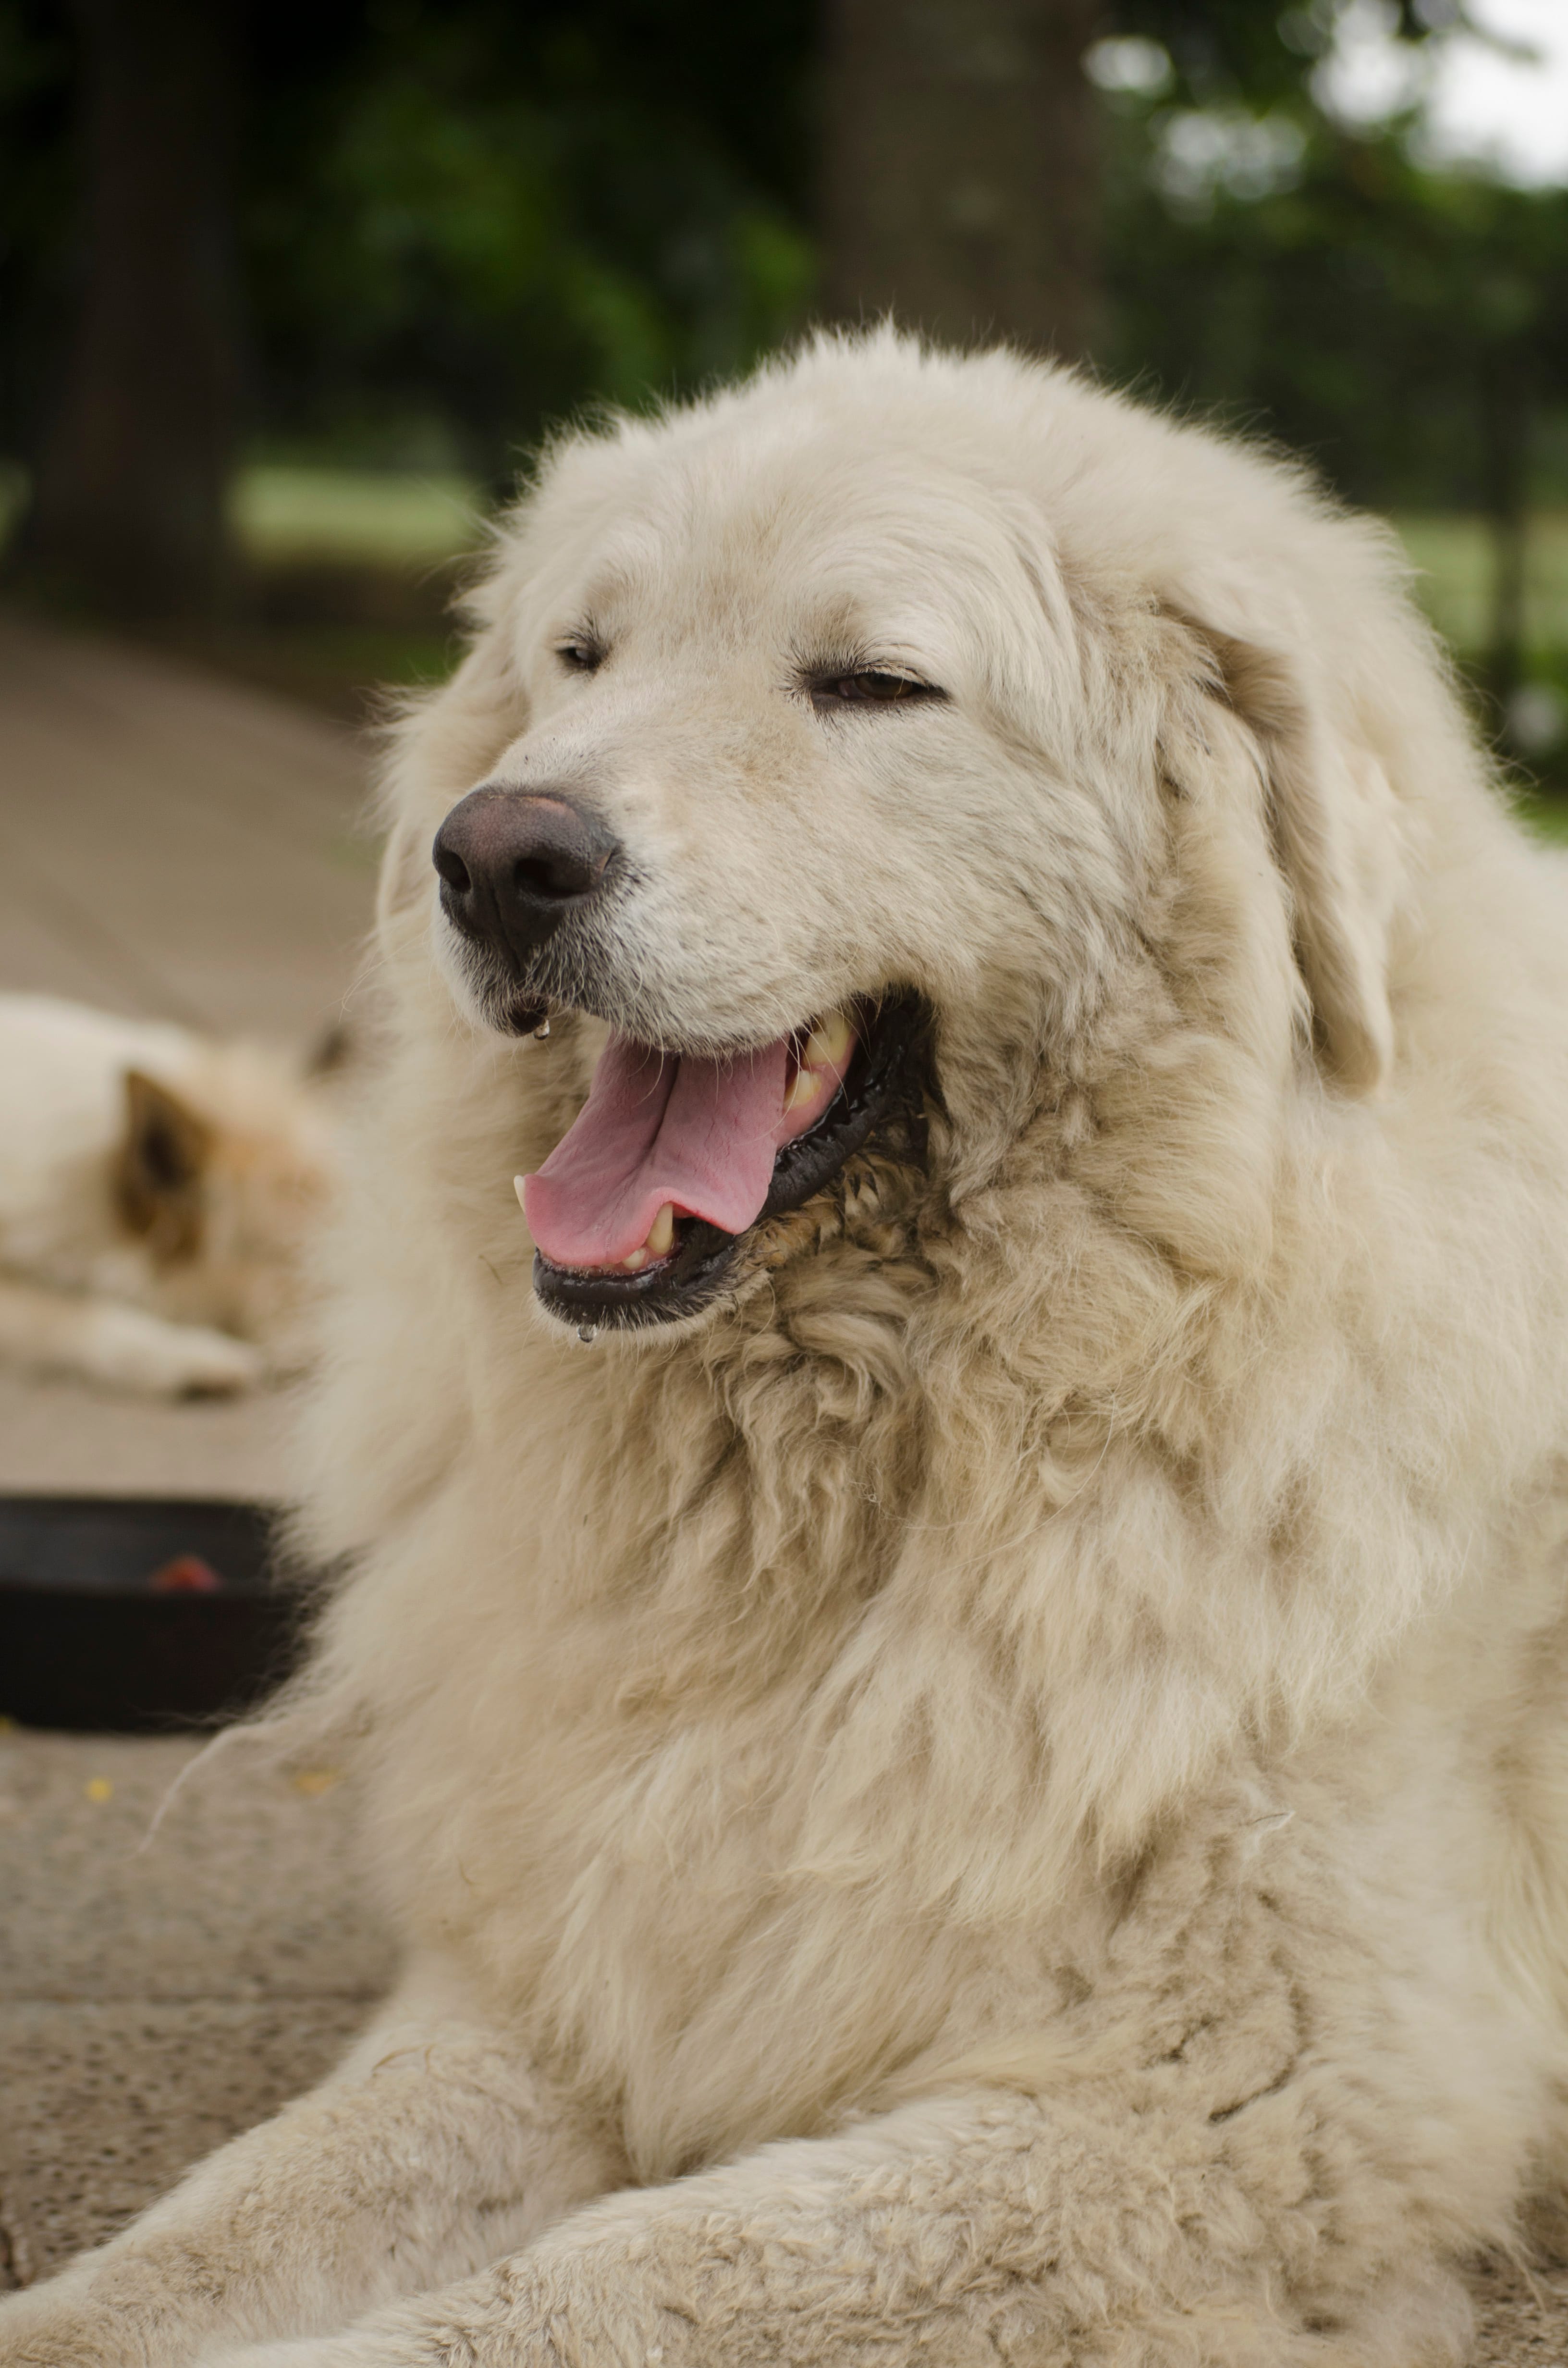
left=115, top=1071, right=213, bottom=1261
left=1188, top=623, right=1400, bottom=1096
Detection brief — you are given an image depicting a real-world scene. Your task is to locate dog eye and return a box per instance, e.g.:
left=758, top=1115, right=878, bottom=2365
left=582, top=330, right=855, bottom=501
left=555, top=637, right=603, bottom=673
left=809, top=669, right=943, bottom=711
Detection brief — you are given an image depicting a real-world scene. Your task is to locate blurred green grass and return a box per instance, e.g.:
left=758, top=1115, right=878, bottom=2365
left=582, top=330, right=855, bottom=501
left=227, top=465, right=486, bottom=568
left=1519, top=791, right=1568, bottom=843
left=1396, top=512, right=1568, bottom=657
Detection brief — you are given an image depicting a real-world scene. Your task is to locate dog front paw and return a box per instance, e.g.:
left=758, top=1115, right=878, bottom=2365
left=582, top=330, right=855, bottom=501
left=159, top=1325, right=268, bottom=1399
left=82, top=1305, right=267, bottom=1397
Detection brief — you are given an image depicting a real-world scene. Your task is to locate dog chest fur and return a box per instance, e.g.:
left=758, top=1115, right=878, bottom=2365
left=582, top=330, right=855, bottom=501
left=304, top=825, right=1568, bottom=2189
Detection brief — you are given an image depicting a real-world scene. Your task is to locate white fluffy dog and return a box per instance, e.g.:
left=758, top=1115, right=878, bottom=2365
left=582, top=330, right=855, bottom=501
left=0, top=995, right=336, bottom=1394
left=7, top=331, right=1568, bottom=2367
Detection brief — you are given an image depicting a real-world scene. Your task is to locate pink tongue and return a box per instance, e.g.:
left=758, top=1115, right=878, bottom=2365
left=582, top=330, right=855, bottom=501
left=523, top=1035, right=795, bottom=1269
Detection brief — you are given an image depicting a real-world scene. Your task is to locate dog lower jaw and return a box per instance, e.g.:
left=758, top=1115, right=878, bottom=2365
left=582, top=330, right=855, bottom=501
left=529, top=991, right=933, bottom=1333
left=533, top=1216, right=741, bottom=1333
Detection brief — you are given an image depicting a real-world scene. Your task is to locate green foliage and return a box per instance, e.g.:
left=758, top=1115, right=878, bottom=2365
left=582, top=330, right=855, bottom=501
left=0, top=0, right=78, bottom=465
left=237, top=0, right=817, bottom=477
left=4, top=0, right=1567, bottom=679
left=1093, top=39, right=1568, bottom=516
left=1093, top=0, right=1568, bottom=754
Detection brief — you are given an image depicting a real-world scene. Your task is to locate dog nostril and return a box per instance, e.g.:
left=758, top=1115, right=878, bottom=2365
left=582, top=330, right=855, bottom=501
left=432, top=837, right=473, bottom=896
left=513, top=850, right=600, bottom=902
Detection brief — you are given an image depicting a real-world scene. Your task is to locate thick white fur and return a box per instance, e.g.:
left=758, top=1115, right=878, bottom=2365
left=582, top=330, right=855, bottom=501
left=0, top=994, right=335, bottom=1394
left=7, top=331, right=1568, bottom=2366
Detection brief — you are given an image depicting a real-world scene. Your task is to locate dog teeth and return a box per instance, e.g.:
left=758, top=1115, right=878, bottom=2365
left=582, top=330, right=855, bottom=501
left=514, top=1175, right=527, bottom=1212
left=803, top=1011, right=853, bottom=1070
left=622, top=1204, right=676, bottom=1270
left=785, top=1067, right=823, bottom=1111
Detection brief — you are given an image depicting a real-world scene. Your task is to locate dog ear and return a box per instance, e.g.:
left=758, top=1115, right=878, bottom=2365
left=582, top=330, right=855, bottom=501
left=115, top=1071, right=213, bottom=1261
left=1180, top=618, right=1400, bottom=1096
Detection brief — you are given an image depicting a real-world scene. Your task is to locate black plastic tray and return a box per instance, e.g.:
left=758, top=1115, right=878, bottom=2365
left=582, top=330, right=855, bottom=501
left=0, top=1496, right=307, bottom=1732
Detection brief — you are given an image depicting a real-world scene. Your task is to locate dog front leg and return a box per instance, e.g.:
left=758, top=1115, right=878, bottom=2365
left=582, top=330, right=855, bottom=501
left=194, top=2065, right=1476, bottom=2368
left=0, top=1961, right=615, bottom=2368
left=0, top=1278, right=263, bottom=1395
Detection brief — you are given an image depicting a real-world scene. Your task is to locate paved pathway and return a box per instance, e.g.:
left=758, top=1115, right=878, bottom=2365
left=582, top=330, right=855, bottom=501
left=0, top=614, right=373, bottom=1042
left=0, top=1728, right=393, bottom=2288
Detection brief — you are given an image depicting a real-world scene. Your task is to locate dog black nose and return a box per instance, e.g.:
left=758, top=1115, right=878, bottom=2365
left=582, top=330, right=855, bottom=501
left=432, top=787, right=618, bottom=969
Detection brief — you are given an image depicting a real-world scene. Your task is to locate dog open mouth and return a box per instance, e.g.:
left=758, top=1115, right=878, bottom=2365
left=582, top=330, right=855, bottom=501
left=519, top=993, right=928, bottom=1329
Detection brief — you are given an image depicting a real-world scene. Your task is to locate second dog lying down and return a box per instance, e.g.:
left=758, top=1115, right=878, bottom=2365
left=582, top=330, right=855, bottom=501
left=0, top=993, right=338, bottom=1395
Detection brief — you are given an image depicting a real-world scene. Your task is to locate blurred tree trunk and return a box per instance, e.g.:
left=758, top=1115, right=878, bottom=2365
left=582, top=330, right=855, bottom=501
left=25, top=0, right=241, bottom=617
left=819, top=0, right=1102, bottom=361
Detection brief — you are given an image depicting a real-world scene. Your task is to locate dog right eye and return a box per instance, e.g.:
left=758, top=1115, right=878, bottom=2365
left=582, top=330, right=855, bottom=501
left=556, top=637, right=603, bottom=672
left=808, top=669, right=944, bottom=712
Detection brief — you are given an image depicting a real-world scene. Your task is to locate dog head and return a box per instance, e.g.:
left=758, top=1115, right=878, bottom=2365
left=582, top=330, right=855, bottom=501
left=383, top=333, right=1425, bottom=1336
left=114, top=1045, right=340, bottom=1359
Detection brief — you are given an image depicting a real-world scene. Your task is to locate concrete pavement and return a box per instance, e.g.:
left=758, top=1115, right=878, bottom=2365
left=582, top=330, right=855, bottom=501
left=0, top=613, right=372, bottom=1043
left=0, top=1727, right=393, bottom=2283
